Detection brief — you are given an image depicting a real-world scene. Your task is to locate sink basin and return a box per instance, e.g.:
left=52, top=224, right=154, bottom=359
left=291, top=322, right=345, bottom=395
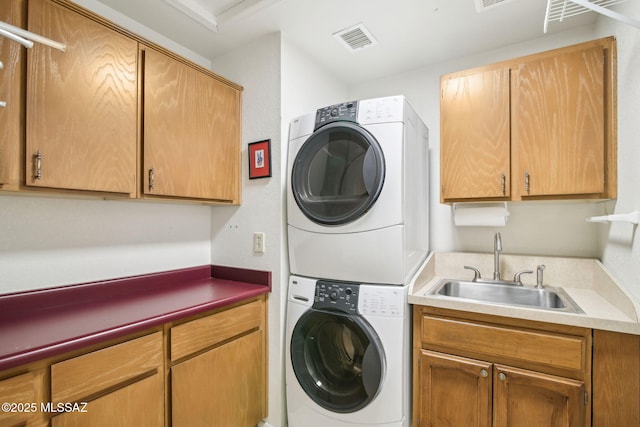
left=427, top=280, right=584, bottom=314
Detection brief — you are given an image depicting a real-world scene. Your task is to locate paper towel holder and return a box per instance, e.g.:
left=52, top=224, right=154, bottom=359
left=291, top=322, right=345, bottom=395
left=452, top=202, right=510, bottom=227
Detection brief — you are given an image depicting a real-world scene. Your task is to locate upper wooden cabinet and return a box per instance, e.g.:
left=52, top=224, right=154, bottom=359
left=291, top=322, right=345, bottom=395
left=26, top=0, right=138, bottom=196
left=0, top=0, right=242, bottom=203
left=0, top=0, right=25, bottom=191
left=440, top=37, right=616, bottom=203
left=440, top=67, right=511, bottom=200
left=141, top=47, right=241, bottom=203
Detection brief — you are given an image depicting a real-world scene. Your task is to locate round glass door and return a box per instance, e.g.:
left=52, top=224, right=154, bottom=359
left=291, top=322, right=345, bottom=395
left=291, top=122, right=385, bottom=225
left=290, top=309, right=385, bottom=413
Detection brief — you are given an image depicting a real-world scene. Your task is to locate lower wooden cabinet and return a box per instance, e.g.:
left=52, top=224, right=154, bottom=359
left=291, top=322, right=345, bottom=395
left=493, top=365, right=585, bottom=427
left=50, top=331, right=164, bottom=427
left=0, top=369, right=47, bottom=427
left=51, top=374, right=163, bottom=427
left=413, top=306, right=592, bottom=427
left=0, top=296, right=267, bottom=426
left=172, top=330, right=264, bottom=427
left=169, top=298, right=267, bottom=427
left=419, top=350, right=492, bottom=427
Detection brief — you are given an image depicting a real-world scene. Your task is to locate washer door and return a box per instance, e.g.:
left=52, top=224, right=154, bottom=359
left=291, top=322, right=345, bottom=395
left=291, top=122, right=385, bottom=225
left=290, top=308, right=385, bottom=413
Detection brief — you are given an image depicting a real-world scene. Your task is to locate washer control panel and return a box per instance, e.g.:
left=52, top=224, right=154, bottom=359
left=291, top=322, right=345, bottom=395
left=313, top=280, right=359, bottom=314
left=358, top=285, right=405, bottom=318
left=314, top=101, right=358, bottom=130
left=312, top=280, right=406, bottom=317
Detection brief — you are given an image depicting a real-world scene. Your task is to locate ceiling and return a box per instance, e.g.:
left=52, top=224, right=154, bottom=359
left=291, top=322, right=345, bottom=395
left=96, top=0, right=598, bottom=84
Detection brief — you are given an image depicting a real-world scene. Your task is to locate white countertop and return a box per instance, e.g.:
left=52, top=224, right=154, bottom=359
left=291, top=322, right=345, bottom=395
left=408, top=252, right=640, bottom=335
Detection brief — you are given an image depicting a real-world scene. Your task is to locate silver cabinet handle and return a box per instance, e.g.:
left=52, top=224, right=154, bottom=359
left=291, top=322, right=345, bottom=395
left=148, top=168, right=155, bottom=190
left=480, top=369, right=488, bottom=378
left=0, top=101, right=6, bottom=108
left=498, top=373, right=507, bottom=381
left=524, top=171, right=530, bottom=193
left=34, top=151, right=42, bottom=180
left=500, top=172, right=505, bottom=195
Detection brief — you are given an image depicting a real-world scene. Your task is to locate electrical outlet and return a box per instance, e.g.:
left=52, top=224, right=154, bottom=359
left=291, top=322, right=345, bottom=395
left=253, top=232, right=265, bottom=253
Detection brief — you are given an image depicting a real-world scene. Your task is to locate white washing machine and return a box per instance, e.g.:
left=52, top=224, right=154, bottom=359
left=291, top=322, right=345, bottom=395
left=287, top=95, right=429, bottom=285
left=285, top=275, right=411, bottom=427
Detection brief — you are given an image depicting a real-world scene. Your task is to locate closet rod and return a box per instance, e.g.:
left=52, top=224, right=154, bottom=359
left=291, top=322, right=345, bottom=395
left=0, top=27, right=33, bottom=48
left=0, top=21, right=66, bottom=51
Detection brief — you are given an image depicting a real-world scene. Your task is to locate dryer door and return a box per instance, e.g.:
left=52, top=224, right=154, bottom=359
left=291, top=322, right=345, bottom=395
left=290, top=308, right=385, bottom=413
left=291, top=121, right=385, bottom=225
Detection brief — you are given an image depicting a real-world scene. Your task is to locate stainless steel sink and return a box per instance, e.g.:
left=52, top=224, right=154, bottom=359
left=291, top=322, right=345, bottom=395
left=427, top=280, right=584, bottom=314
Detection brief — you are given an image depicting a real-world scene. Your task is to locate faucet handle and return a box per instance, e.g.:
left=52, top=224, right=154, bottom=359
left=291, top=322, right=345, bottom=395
left=513, top=270, right=533, bottom=286
left=464, top=266, right=482, bottom=282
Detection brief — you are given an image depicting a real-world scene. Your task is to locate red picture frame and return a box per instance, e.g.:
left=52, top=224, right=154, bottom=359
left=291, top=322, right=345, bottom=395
left=248, top=139, right=272, bottom=179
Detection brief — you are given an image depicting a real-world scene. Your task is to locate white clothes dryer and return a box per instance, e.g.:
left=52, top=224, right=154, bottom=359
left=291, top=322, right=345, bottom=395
left=285, top=275, right=411, bottom=427
left=287, top=95, right=429, bottom=285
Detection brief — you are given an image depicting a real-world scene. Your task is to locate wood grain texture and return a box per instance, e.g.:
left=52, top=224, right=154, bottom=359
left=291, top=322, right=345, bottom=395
left=0, top=370, right=47, bottom=426
left=592, top=330, right=640, bottom=427
left=419, top=350, right=492, bottom=427
left=514, top=46, right=605, bottom=197
left=51, top=373, right=163, bottom=427
left=142, top=46, right=241, bottom=203
left=51, top=332, right=162, bottom=403
left=171, top=330, right=264, bottom=427
left=421, top=314, right=590, bottom=380
left=440, top=67, right=511, bottom=202
left=26, top=0, right=137, bottom=194
left=170, top=298, right=264, bottom=361
left=0, top=0, right=25, bottom=190
left=493, top=365, right=586, bottom=427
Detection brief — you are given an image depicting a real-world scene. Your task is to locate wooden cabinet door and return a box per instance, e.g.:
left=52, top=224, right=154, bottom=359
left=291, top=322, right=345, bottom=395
left=0, top=0, right=24, bottom=190
left=171, top=330, right=264, bottom=427
left=440, top=67, right=511, bottom=202
left=513, top=46, right=605, bottom=197
left=142, top=47, right=240, bottom=203
left=418, top=350, right=492, bottom=427
left=493, top=365, right=586, bottom=427
left=51, top=374, right=163, bottom=427
left=26, top=0, right=137, bottom=195
left=0, top=370, right=47, bottom=427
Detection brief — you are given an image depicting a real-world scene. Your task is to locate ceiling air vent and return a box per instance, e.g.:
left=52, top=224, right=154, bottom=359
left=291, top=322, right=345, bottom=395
left=474, top=0, right=516, bottom=13
left=333, top=23, right=378, bottom=52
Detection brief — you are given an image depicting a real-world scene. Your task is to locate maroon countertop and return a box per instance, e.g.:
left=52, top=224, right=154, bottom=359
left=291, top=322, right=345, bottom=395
left=0, top=265, right=271, bottom=371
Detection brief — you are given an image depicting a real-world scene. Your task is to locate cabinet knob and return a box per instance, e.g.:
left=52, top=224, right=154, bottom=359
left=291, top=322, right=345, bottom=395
left=498, top=373, right=507, bottom=381
left=480, top=369, right=488, bottom=378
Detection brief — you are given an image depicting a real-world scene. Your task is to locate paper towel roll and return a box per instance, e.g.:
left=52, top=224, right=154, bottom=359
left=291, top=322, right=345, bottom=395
left=453, top=204, right=509, bottom=227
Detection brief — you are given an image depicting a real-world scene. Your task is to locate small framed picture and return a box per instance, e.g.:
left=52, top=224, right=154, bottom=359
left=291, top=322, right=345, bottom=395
left=248, top=139, right=272, bottom=179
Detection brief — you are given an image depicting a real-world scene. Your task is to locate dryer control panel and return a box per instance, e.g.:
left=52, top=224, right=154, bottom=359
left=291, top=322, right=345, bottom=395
left=313, top=280, right=359, bottom=314
left=314, top=101, right=358, bottom=130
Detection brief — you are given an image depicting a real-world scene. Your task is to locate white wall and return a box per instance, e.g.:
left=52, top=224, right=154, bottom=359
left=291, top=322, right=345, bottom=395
left=208, top=33, right=348, bottom=427
left=594, top=2, right=640, bottom=302
left=349, top=26, right=608, bottom=261
left=208, top=32, right=286, bottom=427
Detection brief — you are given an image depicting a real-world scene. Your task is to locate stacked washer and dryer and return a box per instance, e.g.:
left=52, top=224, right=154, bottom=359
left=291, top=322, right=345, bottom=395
left=285, top=95, right=429, bottom=427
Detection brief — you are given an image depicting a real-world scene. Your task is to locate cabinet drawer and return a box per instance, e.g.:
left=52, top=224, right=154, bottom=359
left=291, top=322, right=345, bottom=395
left=421, top=315, right=588, bottom=376
left=171, top=298, right=264, bottom=361
left=0, top=370, right=45, bottom=425
left=51, top=331, right=162, bottom=403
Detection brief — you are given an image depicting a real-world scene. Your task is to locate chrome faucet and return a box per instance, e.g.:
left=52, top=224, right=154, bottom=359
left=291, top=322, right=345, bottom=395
left=493, top=232, right=502, bottom=281
left=536, top=264, right=546, bottom=288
